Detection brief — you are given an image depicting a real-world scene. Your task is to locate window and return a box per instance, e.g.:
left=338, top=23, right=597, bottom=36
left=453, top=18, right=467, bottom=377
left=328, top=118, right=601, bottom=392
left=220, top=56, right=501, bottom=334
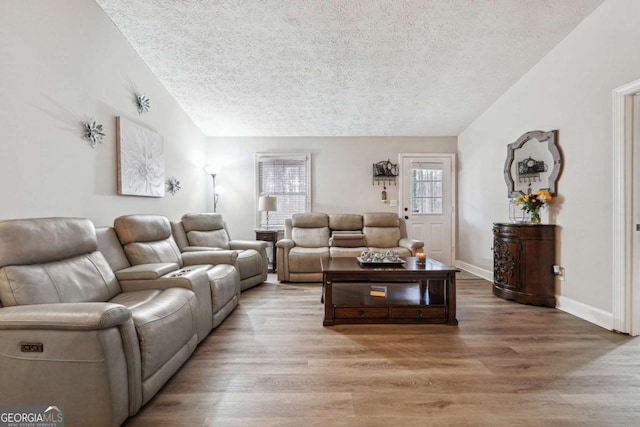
left=256, top=153, right=311, bottom=229
left=411, top=163, right=443, bottom=214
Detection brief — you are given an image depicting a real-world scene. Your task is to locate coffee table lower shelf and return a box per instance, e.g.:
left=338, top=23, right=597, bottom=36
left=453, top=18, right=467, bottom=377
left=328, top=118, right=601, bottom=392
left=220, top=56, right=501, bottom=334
left=324, top=282, right=455, bottom=326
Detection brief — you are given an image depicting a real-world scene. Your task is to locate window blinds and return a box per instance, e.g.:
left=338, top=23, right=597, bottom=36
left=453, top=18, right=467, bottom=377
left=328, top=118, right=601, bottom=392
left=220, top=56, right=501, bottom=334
left=256, top=153, right=311, bottom=228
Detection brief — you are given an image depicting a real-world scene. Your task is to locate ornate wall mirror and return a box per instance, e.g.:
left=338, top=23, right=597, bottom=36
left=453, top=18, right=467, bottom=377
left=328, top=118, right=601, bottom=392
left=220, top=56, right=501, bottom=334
left=504, top=130, right=562, bottom=197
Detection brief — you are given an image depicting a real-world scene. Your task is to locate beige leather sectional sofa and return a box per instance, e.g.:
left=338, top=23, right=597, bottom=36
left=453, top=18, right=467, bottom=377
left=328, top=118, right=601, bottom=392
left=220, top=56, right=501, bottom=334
left=276, top=212, right=424, bottom=282
left=0, top=213, right=268, bottom=427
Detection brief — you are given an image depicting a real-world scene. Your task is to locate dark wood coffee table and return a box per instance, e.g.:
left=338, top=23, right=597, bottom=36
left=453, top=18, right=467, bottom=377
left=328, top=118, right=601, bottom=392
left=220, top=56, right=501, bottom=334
left=321, top=257, right=459, bottom=326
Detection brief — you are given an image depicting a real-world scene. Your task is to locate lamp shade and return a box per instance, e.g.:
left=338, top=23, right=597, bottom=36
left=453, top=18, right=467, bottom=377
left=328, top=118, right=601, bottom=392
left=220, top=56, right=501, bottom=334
left=258, top=196, right=277, bottom=212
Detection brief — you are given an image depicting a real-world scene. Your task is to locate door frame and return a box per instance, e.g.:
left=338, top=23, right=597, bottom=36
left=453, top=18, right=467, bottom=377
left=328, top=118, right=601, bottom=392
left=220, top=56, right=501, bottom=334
left=398, top=153, right=457, bottom=266
left=612, top=78, right=640, bottom=335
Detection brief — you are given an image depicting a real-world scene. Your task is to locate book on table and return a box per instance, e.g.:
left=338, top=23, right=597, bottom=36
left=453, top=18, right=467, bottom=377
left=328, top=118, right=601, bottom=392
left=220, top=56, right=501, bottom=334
left=370, top=285, right=387, bottom=298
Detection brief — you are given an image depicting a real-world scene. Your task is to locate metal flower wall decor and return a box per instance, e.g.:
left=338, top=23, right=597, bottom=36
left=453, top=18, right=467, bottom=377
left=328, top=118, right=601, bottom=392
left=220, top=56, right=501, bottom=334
left=136, top=94, right=150, bottom=114
left=82, top=119, right=105, bottom=148
left=166, top=176, right=181, bottom=195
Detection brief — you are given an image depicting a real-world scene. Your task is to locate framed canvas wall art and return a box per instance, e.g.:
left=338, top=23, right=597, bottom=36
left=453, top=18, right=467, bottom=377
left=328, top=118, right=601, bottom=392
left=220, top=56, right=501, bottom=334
left=116, top=116, right=165, bottom=197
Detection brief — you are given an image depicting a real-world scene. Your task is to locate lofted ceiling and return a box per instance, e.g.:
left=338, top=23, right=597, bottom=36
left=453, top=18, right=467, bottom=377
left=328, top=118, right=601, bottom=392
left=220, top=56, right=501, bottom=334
left=95, top=0, right=603, bottom=137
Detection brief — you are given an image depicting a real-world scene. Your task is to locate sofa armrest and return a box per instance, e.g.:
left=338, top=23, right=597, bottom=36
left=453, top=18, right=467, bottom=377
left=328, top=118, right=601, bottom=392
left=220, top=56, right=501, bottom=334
left=115, top=263, right=180, bottom=280
left=276, top=238, right=295, bottom=249
left=119, top=268, right=214, bottom=340
left=119, top=267, right=211, bottom=292
left=182, top=250, right=238, bottom=266
left=398, top=238, right=425, bottom=254
left=181, top=246, right=222, bottom=252
left=229, top=240, right=269, bottom=251
left=276, top=239, right=295, bottom=282
left=0, top=303, right=131, bottom=330
left=0, top=303, right=142, bottom=422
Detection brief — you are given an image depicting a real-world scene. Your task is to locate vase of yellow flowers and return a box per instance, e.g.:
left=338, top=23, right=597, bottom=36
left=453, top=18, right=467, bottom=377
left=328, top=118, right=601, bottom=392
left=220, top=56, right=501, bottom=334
left=516, top=191, right=552, bottom=224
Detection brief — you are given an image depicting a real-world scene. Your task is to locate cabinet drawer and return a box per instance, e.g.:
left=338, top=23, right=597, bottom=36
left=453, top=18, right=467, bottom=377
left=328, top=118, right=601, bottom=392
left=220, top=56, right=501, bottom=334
left=335, top=307, right=388, bottom=319
left=256, top=232, right=276, bottom=241
left=493, top=225, right=519, bottom=237
left=390, top=307, right=446, bottom=319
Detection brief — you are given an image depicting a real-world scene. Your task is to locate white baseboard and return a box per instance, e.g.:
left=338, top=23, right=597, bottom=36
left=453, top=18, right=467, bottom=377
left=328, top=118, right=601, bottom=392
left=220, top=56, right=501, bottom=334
left=454, top=260, right=615, bottom=331
left=556, top=295, right=614, bottom=331
left=455, top=260, right=493, bottom=282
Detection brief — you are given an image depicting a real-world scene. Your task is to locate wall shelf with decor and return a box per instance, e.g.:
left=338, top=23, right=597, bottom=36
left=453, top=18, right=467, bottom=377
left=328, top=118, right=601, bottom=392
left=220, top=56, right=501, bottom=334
left=372, top=159, right=398, bottom=186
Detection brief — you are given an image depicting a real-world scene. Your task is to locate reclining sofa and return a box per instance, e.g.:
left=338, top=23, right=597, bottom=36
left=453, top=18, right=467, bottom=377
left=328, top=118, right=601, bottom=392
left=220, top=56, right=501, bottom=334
left=0, top=218, right=200, bottom=426
left=276, top=212, right=424, bottom=282
left=0, top=213, right=267, bottom=426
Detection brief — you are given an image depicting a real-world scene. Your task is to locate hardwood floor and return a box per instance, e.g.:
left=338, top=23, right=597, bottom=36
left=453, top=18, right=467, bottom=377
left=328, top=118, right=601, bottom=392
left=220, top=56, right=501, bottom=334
left=124, top=275, right=640, bottom=426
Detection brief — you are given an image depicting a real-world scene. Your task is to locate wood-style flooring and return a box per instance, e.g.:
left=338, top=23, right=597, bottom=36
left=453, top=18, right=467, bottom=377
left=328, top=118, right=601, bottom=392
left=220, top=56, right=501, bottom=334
left=124, top=275, right=640, bottom=426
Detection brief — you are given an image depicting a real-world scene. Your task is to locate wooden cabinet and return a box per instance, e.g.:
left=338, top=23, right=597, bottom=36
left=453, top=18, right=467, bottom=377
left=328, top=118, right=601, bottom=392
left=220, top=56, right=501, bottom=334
left=492, top=223, right=556, bottom=307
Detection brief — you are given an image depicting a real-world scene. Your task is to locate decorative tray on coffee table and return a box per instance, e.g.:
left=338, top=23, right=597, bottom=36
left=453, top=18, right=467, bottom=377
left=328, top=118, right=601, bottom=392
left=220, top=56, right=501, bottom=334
left=356, top=257, right=405, bottom=266
left=357, top=250, right=404, bottom=266
left=356, top=256, right=404, bottom=267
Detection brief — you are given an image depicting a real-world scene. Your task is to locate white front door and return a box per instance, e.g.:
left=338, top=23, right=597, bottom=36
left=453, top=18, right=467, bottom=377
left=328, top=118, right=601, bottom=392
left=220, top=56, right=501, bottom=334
left=400, top=154, right=455, bottom=265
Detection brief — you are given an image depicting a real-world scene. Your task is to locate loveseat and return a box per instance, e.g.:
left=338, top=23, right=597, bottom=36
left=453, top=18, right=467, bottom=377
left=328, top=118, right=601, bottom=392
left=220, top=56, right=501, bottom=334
left=276, top=212, right=424, bottom=282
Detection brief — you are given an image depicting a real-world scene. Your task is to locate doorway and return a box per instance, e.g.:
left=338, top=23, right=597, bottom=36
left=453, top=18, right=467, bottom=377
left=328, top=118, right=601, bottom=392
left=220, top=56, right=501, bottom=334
left=399, top=154, right=456, bottom=266
left=612, top=79, right=640, bottom=336
left=632, top=94, right=640, bottom=335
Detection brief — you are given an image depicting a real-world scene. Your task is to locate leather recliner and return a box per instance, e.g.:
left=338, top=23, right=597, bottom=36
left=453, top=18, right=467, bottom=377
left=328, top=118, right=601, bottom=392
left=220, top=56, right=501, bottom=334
left=96, top=225, right=214, bottom=343
left=172, top=213, right=269, bottom=291
left=113, top=214, right=241, bottom=328
left=276, top=213, right=331, bottom=282
left=0, top=217, right=199, bottom=427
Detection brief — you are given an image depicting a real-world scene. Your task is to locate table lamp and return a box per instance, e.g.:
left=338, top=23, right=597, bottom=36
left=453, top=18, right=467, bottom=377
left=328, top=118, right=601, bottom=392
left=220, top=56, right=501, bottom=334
left=258, top=196, right=277, bottom=229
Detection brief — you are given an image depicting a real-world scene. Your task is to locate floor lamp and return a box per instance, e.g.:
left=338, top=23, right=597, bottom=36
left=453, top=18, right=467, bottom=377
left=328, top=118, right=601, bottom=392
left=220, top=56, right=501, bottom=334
left=258, top=196, right=277, bottom=229
left=205, top=165, right=220, bottom=212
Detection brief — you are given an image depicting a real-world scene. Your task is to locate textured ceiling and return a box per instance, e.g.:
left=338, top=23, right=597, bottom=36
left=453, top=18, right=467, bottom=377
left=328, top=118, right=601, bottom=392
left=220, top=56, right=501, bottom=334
left=95, top=0, right=603, bottom=136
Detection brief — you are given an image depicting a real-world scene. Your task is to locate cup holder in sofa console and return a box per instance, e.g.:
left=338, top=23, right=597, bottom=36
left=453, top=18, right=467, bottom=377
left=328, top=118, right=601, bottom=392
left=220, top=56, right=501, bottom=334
left=169, top=268, right=193, bottom=277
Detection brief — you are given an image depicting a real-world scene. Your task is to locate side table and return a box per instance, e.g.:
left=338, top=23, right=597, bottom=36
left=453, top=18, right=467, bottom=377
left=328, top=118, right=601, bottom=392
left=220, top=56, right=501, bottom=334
left=255, top=229, right=279, bottom=273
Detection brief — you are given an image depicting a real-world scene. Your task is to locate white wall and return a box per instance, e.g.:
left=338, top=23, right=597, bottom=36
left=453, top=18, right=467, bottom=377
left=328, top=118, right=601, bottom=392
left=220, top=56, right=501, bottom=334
left=0, top=0, right=207, bottom=227
left=207, top=136, right=456, bottom=240
left=457, top=0, right=640, bottom=327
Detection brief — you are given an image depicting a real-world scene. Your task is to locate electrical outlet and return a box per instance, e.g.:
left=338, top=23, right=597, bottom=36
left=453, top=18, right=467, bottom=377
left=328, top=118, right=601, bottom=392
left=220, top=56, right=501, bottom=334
left=390, top=200, right=398, bottom=207
left=553, top=265, right=565, bottom=281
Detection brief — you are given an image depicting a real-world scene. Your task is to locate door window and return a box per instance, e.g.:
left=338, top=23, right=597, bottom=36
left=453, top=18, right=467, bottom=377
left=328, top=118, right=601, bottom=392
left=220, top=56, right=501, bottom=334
left=411, top=165, right=443, bottom=214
